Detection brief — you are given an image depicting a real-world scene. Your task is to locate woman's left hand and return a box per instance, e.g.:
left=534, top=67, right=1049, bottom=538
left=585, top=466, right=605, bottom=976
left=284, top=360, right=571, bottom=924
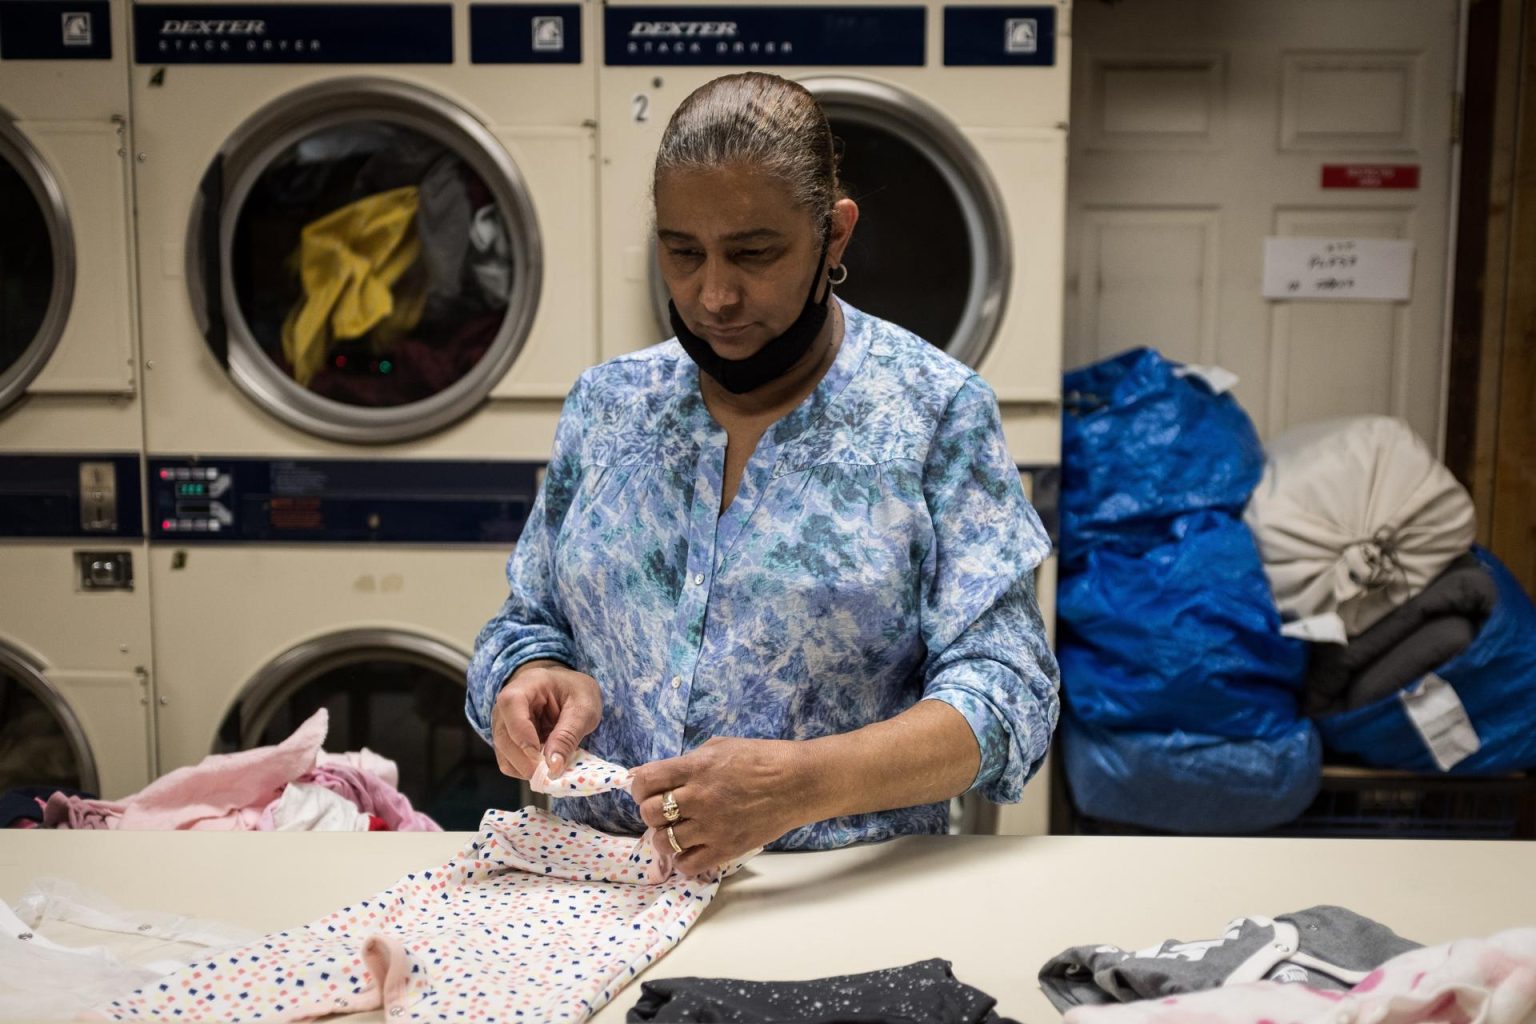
left=630, top=737, right=813, bottom=876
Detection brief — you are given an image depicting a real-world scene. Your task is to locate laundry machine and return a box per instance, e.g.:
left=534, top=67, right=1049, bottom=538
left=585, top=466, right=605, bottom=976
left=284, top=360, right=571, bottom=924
left=0, top=0, right=155, bottom=802
left=132, top=0, right=597, bottom=457
left=129, top=0, right=593, bottom=821
left=144, top=455, right=545, bottom=827
left=598, top=0, right=1069, bottom=833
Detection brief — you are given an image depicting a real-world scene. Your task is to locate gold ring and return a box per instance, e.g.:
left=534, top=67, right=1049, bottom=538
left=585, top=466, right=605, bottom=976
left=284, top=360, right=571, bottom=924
left=661, top=790, right=681, bottom=823
left=666, top=825, right=683, bottom=854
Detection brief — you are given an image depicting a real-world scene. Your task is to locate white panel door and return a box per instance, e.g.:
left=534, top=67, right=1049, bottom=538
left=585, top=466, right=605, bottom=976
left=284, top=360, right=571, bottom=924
left=1065, top=0, right=1458, bottom=446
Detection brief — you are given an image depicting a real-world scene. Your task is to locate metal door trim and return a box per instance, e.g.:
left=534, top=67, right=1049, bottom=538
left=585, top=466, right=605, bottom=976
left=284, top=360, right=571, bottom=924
left=0, top=641, right=100, bottom=796
left=231, top=627, right=469, bottom=750
left=186, top=77, right=544, bottom=444
left=0, top=116, right=77, bottom=413
left=645, top=75, right=1012, bottom=368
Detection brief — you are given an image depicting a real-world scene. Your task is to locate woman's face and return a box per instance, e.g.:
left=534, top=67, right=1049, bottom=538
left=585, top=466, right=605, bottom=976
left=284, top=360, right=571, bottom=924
left=655, top=163, right=839, bottom=361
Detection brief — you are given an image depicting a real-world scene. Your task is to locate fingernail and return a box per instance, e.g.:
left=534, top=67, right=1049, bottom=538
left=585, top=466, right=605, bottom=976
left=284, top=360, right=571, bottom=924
left=547, top=751, right=564, bottom=776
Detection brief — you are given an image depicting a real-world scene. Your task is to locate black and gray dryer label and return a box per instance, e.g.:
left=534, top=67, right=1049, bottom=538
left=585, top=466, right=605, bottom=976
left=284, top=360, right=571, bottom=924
left=604, top=6, right=924, bottom=66
left=133, top=4, right=452, bottom=63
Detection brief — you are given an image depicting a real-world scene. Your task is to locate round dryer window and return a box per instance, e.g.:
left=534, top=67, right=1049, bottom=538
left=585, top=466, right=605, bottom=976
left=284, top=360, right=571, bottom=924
left=189, top=78, right=543, bottom=443
left=216, top=629, right=531, bottom=831
left=0, top=647, right=97, bottom=800
left=649, top=77, right=1010, bottom=368
left=0, top=119, right=75, bottom=414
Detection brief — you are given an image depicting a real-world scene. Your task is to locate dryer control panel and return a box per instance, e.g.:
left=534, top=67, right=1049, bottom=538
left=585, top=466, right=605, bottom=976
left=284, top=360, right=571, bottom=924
left=148, top=458, right=542, bottom=545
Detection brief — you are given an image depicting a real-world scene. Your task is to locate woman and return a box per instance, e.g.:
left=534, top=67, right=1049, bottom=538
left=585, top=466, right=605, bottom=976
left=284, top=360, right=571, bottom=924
left=467, top=72, right=1058, bottom=875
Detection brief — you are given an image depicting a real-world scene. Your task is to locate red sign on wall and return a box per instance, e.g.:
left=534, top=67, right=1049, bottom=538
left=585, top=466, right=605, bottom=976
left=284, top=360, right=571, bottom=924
left=1321, top=164, right=1420, bottom=189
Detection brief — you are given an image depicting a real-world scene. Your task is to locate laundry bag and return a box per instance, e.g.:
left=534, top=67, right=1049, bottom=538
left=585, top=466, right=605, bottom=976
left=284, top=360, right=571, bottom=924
left=1060, top=710, right=1323, bottom=834
left=1058, top=510, right=1306, bottom=741
left=1244, top=415, right=1477, bottom=636
left=1317, top=547, right=1536, bottom=774
left=1062, top=347, right=1266, bottom=569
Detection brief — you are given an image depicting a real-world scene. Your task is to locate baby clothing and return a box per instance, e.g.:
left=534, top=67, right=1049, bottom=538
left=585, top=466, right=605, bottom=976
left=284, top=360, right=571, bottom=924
left=628, top=959, right=1021, bottom=1023
left=1040, top=907, right=1420, bottom=1010
left=1061, top=928, right=1536, bottom=1024
left=97, top=751, right=738, bottom=1022
left=532, top=751, right=636, bottom=798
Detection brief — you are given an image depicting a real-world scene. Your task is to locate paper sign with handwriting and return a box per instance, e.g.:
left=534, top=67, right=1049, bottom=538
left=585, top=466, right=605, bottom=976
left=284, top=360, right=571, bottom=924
left=1262, top=237, right=1415, bottom=301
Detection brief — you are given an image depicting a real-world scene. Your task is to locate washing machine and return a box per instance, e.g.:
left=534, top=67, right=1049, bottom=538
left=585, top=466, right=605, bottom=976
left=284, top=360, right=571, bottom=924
left=129, top=0, right=592, bottom=823
left=0, top=0, right=155, bottom=802
left=598, top=0, right=1069, bottom=832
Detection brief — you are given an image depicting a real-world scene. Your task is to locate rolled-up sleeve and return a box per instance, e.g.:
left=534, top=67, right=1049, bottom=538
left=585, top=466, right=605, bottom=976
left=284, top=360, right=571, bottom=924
left=918, top=374, right=1061, bottom=803
left=465, top=377, right=587, bottom=743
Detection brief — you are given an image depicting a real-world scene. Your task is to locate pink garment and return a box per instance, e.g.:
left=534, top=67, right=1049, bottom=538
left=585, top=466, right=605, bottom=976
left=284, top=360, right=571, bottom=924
left=297, top=763, right=441, bottom=832
left=44, top=712, right=326, bottom=831
left=41, top=710, right=440, bottom=832
left=316, top=747, right=399, bottom=787
left=1064, top=928, right=1536, bottom=1024
left=41, top=794, right=126, bottom=830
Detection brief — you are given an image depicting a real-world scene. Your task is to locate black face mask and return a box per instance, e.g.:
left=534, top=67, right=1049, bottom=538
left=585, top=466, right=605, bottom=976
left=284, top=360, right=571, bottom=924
left=670, top=232, right=833, bottom=395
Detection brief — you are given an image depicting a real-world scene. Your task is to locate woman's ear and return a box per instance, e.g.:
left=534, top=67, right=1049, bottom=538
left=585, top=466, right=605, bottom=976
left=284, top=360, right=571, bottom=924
left=828, top=197, right=860, bottom=269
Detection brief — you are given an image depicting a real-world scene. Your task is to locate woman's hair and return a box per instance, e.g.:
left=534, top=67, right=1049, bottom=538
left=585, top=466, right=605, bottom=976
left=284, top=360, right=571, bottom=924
left=653, top=72, right=843, bottom=237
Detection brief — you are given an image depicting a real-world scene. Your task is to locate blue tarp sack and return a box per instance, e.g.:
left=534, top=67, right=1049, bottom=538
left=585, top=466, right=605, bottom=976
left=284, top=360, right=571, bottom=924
left=1058, top=510, right=1308, bottom=740
left=1061, top=710, right=1323, bottom=834
left=1058, top=346, right=1314, bottom=832
left=1061, top=347, right=1266, bottom=569
left=1318, top=547, right=1536, bottom=774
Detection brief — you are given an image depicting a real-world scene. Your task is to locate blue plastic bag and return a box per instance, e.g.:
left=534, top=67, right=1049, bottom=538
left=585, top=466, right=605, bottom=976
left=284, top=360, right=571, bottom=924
left=1058, top=511, right=1307, bottom=740
left=1062, top=347, right=1265, bottom=569
left=1318, top=548, right=1536, bottom=774
left=1061, top=709, right=1323, bottom=834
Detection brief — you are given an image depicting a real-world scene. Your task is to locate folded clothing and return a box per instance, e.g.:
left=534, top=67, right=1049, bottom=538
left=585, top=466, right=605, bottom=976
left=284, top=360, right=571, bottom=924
left=1304, top=552, right=1498, bottom=716
left=629, top=959, right=1019, bottom=1023
left=1060, top=927, right=1536, bottom=1024
left=1039, top=906, right=1419, bottom=1011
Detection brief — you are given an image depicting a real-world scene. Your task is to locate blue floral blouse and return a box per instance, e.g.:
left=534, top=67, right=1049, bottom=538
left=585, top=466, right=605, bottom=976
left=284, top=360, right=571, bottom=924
left=467, top=300, right=1059, bottom=850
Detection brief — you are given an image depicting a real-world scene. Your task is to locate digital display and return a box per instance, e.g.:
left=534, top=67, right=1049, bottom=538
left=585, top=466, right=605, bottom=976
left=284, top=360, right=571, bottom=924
left=175, top=482, right=207, bottom=497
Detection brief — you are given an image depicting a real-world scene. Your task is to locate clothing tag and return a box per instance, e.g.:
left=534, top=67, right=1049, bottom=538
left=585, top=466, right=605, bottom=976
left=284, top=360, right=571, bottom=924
left=1174, top=363, right=1240, bottom=395
left=1399, top=673, right=1481, bottom=771
left=1280, top=613, right=1348, bottom=644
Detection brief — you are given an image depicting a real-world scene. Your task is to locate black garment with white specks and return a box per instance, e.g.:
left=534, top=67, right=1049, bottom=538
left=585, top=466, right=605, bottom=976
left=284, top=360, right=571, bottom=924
left=627, top=958, right=1020, bottom=1023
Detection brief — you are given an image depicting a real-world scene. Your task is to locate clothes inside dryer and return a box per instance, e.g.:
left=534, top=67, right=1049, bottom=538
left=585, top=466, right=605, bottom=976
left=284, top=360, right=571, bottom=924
left=0, top=672, right=89, bottom=795
left=834, top=117, right=973, bottom=351
left=214, top=649, right=527, bottom=831
left=230, top=121, right=515, bottom=409
left=0, top=153, right=55, bottom=382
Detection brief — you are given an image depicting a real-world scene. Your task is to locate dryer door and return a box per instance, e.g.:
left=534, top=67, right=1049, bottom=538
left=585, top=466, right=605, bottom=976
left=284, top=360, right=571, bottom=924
left=0, top=644, right=98, bottom=801
left=188, top=78, right=543, bottom=444
left=648, top=77, right=1011, bottom=368
left=0, top=118, right=74, bottom=413
left=218, top=629, right=531, bottom=831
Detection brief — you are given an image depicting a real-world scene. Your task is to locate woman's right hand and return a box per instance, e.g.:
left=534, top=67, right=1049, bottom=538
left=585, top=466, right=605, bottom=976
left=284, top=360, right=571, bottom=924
left=490, top=659, right=603, bottom=780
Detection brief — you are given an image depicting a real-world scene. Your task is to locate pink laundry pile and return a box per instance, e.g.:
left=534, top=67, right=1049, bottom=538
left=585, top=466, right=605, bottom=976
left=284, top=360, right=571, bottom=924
left=39, top=709, right=440, bottom=832
left=1065, top=927, right=1536, bottom=1024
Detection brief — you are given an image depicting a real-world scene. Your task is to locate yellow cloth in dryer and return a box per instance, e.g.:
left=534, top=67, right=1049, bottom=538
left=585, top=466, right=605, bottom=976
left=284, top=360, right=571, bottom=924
left=281, top=186, right=427, bottom=386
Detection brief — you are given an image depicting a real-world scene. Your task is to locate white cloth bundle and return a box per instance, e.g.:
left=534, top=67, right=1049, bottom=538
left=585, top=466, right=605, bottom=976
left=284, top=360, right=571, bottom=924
left=1244, top=415, right=1476, bottom=636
